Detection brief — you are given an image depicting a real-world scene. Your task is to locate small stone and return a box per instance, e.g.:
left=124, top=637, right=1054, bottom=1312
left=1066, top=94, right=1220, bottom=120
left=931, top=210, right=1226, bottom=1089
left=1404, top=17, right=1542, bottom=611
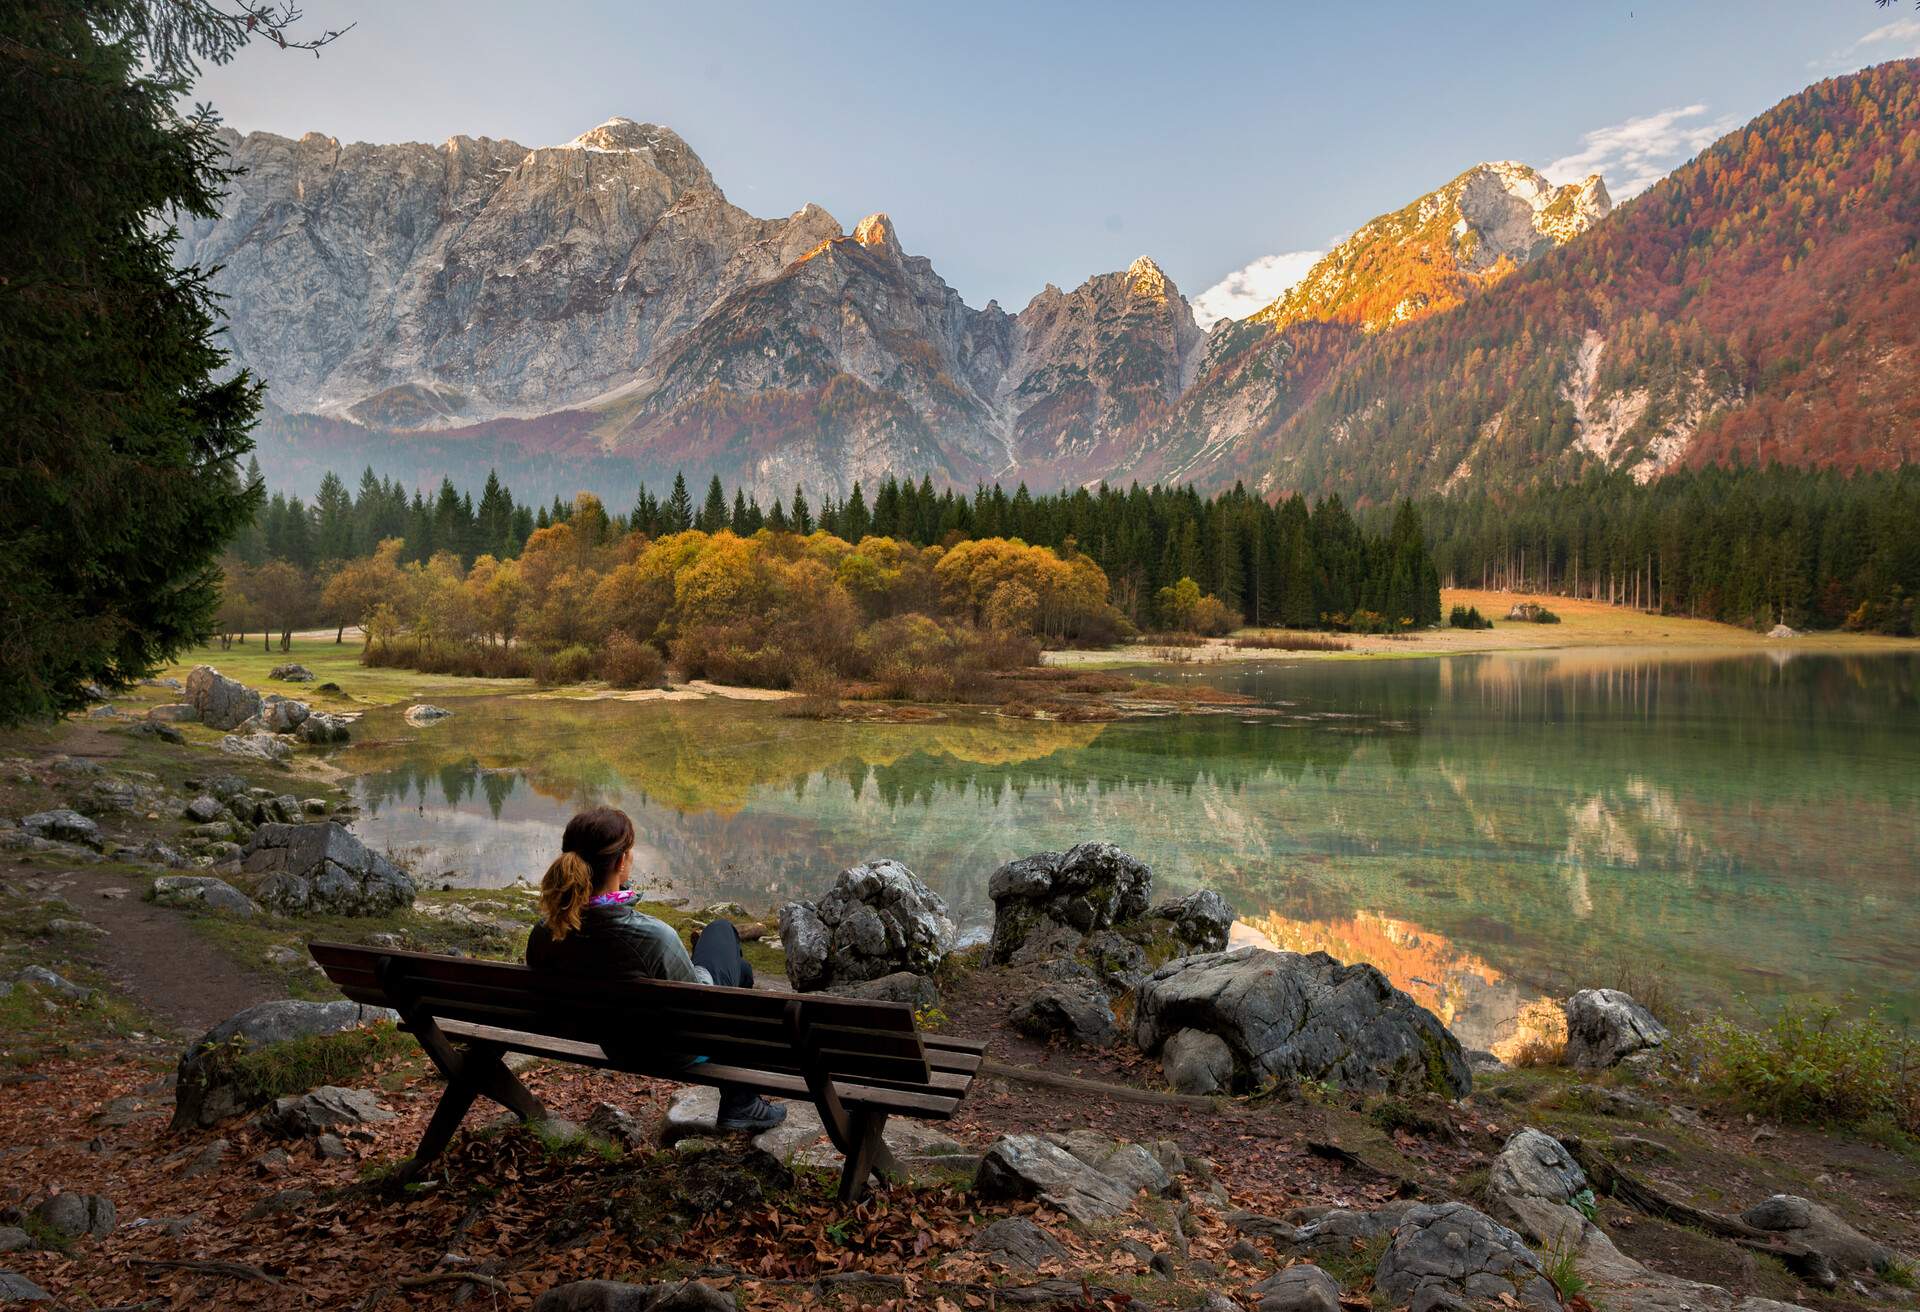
left=33, top=1191, right=115, bottom=1238
left=404, top=704, right=452, bottom=724
left=21, top=809, right=102, bottom=848
left=314, top=1133, right=349, bottom=1159
left=970, top=1216, right=1070, bottom=1271
left=584, top=1102, right=649, bottom=1151
left=183, top=795, right=225, bottom=823
left=181, top=1139, right=228, bottom=1179
left=1255, top=1263, right=1341, bottom=1312
left=0, top=1271, right=53, bottom=1302
left=269, top=664, right=316, bottom=682
left=16, top=966, right=91, bottom=1001
left=258, top=1086, right=395, bottom=1137
left=151, top=874, right=259, bottom=918
left=1162, top=1026, right=1234, bottom=1095
left=301, top=798, right=330, bottom=816
left=0, top=1227, right=33, bottom=1254
left=1563, top=988, right=1669, bottom=1069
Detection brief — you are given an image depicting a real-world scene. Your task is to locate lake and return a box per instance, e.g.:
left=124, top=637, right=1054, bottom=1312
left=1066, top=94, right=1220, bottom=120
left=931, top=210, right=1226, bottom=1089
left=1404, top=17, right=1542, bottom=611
left=337, top=648, right=1920, bottom=1049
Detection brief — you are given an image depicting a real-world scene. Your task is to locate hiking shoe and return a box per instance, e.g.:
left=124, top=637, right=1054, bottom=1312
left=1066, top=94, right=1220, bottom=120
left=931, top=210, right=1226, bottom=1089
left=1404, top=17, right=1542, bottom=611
left=716, top=1097, right=787, bottom=1133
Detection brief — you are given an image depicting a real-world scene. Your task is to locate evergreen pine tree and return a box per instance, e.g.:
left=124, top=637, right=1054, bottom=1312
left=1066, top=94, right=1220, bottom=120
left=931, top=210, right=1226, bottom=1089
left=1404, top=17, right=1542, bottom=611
left=664, top=473, right=694, bottom=532
left=700, top=475, right=727, bottom=531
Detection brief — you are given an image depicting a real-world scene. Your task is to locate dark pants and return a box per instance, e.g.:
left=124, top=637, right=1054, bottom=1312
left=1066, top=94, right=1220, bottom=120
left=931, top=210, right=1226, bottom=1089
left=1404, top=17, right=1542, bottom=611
left=690, top=919, right=760, bottom=1118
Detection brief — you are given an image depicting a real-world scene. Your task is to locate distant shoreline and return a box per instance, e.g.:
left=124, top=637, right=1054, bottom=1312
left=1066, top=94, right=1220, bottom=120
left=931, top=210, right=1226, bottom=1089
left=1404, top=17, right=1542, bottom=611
left=1042, top=588, right=1920, bottom=669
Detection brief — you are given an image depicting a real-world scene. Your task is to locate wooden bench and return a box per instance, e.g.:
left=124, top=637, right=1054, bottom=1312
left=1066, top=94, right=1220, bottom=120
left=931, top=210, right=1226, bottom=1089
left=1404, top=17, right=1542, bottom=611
left=308, top=942, right=983, bottom=1201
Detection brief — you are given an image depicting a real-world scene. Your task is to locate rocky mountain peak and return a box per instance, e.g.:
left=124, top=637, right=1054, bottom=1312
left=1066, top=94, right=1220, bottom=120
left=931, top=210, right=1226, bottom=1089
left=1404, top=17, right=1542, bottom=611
left=559, top=117, right=659, bottom=151
left=1127, top=255, right=1173, bottom=300
left=852, top=212, right=901, bottom=253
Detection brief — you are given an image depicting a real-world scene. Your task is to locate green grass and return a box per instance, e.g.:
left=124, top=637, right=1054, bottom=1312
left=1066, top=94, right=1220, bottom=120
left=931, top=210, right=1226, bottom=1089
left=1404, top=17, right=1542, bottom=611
left=156, top=638, right=531, bottom=711
left=1543, top=1244, right=1587, bottom=1301
left=218, top=1021, right=421, bottom=1105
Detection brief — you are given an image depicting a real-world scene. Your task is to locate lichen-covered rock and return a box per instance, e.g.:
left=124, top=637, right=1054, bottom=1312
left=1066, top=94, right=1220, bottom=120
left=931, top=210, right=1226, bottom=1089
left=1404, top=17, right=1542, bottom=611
left=1254, top=1264, right=1341, bottom=1312
left=258, top=697, right=311, bottom=733
left=988, top=842, right=1152, bottom=963
left=1133, top=947, right=1471, bottom=1096
left=1489, top=1128, right=1588, bottom=1207
left=33, top=1192, right=115, bottom=1239
left=1151, top=889, right=1235, bottom=953
left=1374, top=1202, right=1559, bottom=1312
left=186, top=665, right=263, bottom=731
left=1564, top=988, right=1669, bottom=1069
left=256, top=1086, right=395, bottom=1137
left=173, top=999, right=398, bottom=1129
left=823, top=971, right=939, bottom=1009
left=21, top=808, right=102, bottom=848
left=269, top=663, right=316, bottom=682
left=1161, top=1026, right=1234, bottom=1095
left=150, top=875, right=259, bottom=918
left=973, top=1133, right=1138, bottom=1223
left=220, top=732, right=291, bottom=762
left=16, top=965, right=91, bottom=1000
left=405, top=703, right=452, bottom=725
left=239, top=822, right=416, bottom=916
left=778, top=859, right=952, bottom=991
left=971, top=1216, right=1070, bottom=1271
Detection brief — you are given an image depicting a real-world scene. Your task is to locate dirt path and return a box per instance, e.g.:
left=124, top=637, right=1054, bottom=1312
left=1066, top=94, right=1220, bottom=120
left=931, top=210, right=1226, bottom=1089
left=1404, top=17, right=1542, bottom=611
left=39, top=864, right=279, bottom=1039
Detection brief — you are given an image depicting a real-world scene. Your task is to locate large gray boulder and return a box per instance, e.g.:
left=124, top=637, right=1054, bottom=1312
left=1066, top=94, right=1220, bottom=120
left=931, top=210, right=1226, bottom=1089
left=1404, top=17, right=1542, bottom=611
left=239, top=822, right=416, bottom=916
left=988, top=842, right=1152, bottom=963
left=1151, top=889, right=1235, bottom=953
left=173, top=999, right=397, bottom=1129
left=33, top=1192, right=115, bottom=1239
left=1374, top=1202, right=1560, bottom=1312
left=150, top=874, right=259, bottom=918
left=1740, top=1195, right=1903, bottom=1277
left=778, top=859, right=953, bottom=991
left=269, top=663, right=315, bottom=682
left=1133, top=947, right=1471, bottom=1097
left=186, top=665, right=262, bottom=731
left=1564, top=988, right=1669, bottom=1069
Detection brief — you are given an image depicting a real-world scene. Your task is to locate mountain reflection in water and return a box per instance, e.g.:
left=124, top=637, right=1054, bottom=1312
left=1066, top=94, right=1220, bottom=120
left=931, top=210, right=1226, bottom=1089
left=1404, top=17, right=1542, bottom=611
left=342, top=648, right=1920, bottom=1033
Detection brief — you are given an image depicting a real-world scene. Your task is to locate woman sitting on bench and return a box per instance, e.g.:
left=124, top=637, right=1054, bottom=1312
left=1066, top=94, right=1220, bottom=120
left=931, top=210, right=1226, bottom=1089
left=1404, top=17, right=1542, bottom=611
left=525, top=805, right=787, bottom=1133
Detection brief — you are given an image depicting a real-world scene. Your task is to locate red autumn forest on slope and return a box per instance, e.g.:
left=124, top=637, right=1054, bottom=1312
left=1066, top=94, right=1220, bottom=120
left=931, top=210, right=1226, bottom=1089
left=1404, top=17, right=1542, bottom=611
left=1183, top=58, right=1920, bottom=503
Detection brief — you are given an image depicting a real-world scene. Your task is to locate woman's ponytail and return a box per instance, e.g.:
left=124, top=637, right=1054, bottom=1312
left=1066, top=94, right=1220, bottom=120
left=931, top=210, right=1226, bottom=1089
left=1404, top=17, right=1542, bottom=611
left=540, top=850, right=595, bottom=941
left=538, top=806, right=636, bottom=941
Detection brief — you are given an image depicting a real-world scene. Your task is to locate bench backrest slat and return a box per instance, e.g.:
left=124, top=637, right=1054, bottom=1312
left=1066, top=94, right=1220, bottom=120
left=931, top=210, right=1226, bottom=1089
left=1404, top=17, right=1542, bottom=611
left=309, top=940, right=934, bottom=1087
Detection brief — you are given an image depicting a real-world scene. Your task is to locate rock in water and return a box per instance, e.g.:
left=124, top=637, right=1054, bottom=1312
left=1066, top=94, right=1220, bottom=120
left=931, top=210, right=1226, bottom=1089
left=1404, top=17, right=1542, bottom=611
left=987, top=842, right=1153, bottom=963
left=1374, top=1202, right=1560, bottom=1312
left=405, top=703, right=452, bottom=725
left=185, top=665, right=263, bottom=731
left=1150, top=889, right=1235, bottom=953
left=1563, top=988, right=1668, bottom=1069
left=239, top=822, right=416, bottom=916
left=1132, top=947, right=1471, bottom=1096
left=778, top=859, right=953, bottom=991
left=173, top=999, right=397, bottom=1129
left=296, top=712, right=352, bottom=744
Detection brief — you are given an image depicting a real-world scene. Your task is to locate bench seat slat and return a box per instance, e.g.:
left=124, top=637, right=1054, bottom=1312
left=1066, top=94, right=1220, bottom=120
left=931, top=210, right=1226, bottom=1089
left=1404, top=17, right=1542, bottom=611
left=431, top=1020, right=965, bottom=1118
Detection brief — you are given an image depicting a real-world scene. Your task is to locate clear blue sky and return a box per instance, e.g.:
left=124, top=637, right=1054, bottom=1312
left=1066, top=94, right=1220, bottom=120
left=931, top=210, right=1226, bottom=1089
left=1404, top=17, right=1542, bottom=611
left=186, top=1, right=1919, bottom=321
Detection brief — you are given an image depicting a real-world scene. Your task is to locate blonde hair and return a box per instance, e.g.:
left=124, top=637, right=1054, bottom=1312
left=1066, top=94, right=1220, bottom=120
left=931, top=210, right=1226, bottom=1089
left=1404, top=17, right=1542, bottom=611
left=539, top=807, right=635, bottom=940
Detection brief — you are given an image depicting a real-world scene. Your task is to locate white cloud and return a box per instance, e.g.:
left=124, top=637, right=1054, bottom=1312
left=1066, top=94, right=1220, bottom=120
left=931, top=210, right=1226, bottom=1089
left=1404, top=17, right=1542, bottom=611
left=1546, top=104, right=1739, bottom=200
left=1808, top=16, right=1920, bottom=74
left=1190, top=249, right=1324, bottom=329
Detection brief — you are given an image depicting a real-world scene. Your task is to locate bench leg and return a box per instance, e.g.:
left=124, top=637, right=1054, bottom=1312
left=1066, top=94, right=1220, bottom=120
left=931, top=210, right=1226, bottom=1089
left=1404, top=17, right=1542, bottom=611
left=395, top=1042, right=546, bottom=1183
left=837, top=1108, right=902, bottom=1203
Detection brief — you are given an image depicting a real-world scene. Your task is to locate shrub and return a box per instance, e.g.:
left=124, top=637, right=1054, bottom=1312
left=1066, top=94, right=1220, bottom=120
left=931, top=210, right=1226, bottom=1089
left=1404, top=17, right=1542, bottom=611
left=1232, top=632, right=1351, bottom=652
left=1448, top=605, right=1494, bottom=630
left=600, top=632, right=666, bottom=689
left=1494, top=997, right=1569, bottom=1068
left=362, top=637, right=531, bottom=678
left=1677, top=1000, right=1919, bottom=1132
left=1188, top=594, right=1241, bottom=637
left=534, top=644, right=597, bottom=685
